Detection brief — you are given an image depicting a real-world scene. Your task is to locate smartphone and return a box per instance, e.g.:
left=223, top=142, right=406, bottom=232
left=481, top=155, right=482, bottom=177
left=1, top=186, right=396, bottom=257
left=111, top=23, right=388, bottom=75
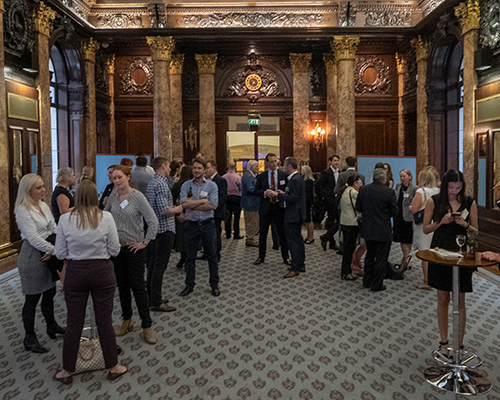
left=451, top=212, right=461, bottom=218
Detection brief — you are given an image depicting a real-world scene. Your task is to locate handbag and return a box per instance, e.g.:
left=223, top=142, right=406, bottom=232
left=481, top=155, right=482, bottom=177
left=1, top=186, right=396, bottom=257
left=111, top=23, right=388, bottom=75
left=349, top=189, right=362, bottom=229
left=74, top=300, right=106, bottom=374
left=45, top=234, right=64, bottom=281
left=413, top=189, right=427, bottom=225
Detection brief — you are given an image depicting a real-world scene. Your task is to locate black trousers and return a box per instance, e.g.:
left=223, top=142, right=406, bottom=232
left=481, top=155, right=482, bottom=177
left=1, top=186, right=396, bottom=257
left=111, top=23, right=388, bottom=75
left=258, top=206, right=288, bottom=261
left=112, top=247, right=152, bottom=328
left=147, top=231, right=175, bottom=307
left=285, top=221, right=305, bottom=271
left=340, top=225, right=359, bottom=276
left=215, top=218, right=223, bottom=261
left=22, top=287, right=57, bottom=336
left=225, top=195, right=241, bottom=238
left=364, top=240, right=391, bottom=291
left=323, top=201, right=339, bottom=243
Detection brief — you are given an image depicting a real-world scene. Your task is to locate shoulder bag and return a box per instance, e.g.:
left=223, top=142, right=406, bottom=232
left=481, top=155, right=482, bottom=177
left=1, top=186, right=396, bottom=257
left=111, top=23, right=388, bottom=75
left=349, top=189, right=362, bottom=229
left=413, top=189, right=427, bottom=225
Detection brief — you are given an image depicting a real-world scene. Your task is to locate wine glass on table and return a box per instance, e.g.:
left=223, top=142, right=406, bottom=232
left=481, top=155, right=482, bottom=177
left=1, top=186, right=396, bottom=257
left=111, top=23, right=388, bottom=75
left=456, top=234, right=466, bottom=255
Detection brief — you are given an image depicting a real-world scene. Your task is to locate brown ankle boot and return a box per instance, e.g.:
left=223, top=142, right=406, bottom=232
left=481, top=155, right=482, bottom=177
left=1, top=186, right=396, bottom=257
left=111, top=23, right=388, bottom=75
left=143, top=327, right=157, bottom=344
left=114, top=319, right=133, bottom=337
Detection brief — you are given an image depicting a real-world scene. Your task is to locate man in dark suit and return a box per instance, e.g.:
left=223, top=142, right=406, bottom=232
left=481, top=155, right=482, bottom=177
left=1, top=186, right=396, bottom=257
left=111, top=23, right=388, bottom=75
left=206, top=160, right=228, bottom=262
left=335, top=156, right=366, bottom=195
left=317, top=155, right=341, bottom=251
left=356, top=168, right=398, bottom=292
left=253, top=153, right=290, bottom=266
left=269, top=157, right=306, bottom=278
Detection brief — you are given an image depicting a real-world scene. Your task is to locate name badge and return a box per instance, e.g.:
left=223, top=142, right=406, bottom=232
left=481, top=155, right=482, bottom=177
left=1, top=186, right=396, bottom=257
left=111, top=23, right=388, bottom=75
left=461, top=209, right=469, bottom=220
left=403, top=193, right=410, bottom=198
left=120, top=199, right=129, bottom=209
left=200, top=191, right=208, bottom=198
left=280, top=180, right=285, bottom=185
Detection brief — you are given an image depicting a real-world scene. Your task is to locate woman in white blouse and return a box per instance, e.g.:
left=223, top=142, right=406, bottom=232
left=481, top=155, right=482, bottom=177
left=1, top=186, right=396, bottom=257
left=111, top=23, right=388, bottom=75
left=54, top=180, right=127, bottom=383
left=15, top=174, right=65, bottom=354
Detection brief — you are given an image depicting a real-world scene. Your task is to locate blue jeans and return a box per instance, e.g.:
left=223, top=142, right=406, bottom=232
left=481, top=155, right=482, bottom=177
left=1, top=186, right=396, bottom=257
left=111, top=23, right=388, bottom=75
left=184, top=219, right=219, bottom=289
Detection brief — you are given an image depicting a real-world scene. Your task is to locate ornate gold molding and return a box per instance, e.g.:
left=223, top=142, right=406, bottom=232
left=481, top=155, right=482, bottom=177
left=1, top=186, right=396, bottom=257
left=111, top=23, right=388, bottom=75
left=106, top=54, right=115, bottom=75
left=84, top=38, right=100, bottom=63
left=196, top=54, right=217, bottom=75
left=147, top=36, right=175, bottom=62
left=324, top=54, right=337, bottom=75
left=455, top=0, right=480, bottom=35
left=33, top=2, right=56, bottom=38
left=331, top=36, right=360, bottom=61
left=170, top=54, right=185, bottom=75
left=395, top=53, right=405, bottom=74
left=289, top=53, right=312, bottom=74
left=411, top=36, right=428, bottom=62
left=0, top=0, right=5, bottom=13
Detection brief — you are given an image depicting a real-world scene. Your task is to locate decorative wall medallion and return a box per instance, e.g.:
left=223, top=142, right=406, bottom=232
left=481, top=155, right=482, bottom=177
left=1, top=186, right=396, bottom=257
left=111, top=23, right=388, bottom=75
left=365, top=11, right=412, bottom=27
left=120, top=57, right=154, bottom=95
left=179, top=12, right=327, bottom=28
left=354, top=55, right=392, bottom=95
left=245, top=74, right=262, bottom=91
left=96, top=13, right=142, bottom=29
left=4, top=0, right=32, bottom=54
left=481, top=0, right=500, bottom=49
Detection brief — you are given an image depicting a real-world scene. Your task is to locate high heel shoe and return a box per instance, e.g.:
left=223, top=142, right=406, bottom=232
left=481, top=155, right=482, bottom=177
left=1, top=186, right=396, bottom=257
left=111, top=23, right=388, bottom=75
left=341, top=274, right=357, bottom=281
left=304, top=239, right=315, bottom=245
left=114, top=318, right=134, bottom=337
left=54, top=371, right=73, bottom=384
left=24, top=334, right=49, bottom=353
left=47, top=323, right=66, bottom=339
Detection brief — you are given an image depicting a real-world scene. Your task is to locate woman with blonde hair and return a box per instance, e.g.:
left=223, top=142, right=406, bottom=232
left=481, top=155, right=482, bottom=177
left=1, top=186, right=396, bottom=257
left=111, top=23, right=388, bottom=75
left=52, top=167, right=75, bottom=224
left=78, top=165, right=94, bottom=184
left=301, top=165, right=315, bottom=244
left=54, top=180, right=126, bottom=383
left=15, top=174, right=65, bottom=353
left=393, top=169, right=414, bottom=266
left=410, top=168, right=440, bottom=290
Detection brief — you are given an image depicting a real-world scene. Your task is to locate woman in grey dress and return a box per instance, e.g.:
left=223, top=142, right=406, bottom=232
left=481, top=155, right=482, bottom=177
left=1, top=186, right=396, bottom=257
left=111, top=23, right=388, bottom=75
left=15, top=174, right=65, bottom=353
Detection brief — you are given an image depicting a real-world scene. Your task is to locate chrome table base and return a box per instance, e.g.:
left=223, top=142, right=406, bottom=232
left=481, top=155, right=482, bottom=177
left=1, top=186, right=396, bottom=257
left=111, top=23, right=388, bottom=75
left=424, top=366, right=491, bottom=395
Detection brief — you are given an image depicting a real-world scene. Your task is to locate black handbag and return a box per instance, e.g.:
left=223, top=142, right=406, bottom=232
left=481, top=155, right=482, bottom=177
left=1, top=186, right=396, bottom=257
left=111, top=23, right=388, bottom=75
left=45, top=234, right=64, bottom=281
left=413, top=189, right=427, bottom=225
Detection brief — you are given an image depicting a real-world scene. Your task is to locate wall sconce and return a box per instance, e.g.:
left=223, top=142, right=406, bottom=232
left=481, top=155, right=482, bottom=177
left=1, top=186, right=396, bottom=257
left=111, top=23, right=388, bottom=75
left=310, top=122, right=325, bottom=151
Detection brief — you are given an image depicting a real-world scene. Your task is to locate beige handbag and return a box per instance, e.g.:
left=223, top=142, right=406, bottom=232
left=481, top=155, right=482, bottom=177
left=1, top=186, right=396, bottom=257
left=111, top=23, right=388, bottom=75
left=74, top=301, right=106, bottom=374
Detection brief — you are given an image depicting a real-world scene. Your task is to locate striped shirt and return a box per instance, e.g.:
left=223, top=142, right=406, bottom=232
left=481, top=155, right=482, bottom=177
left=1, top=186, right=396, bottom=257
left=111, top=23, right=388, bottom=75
left=105, top=188, right=159, bottom=245
left=146, top=175, right=176, bottom=235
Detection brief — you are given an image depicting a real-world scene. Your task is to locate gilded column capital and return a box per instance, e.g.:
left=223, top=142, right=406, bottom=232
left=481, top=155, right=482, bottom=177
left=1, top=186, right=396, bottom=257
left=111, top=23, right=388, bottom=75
left=0, top=0, right=5, bottom=13
left=147, top=36, right=175, bottom=62
left=395, top=53, right=405, bottom=74
left=196, top=54, right=217, bottom=75
left=84, top=38, right=100, bottom=63
left=330, top=36, right=360, bottom=61
left=33, top=2, right=56, bottom=38
left=411, top=36, right=428, bottom=62
left=323, top=54, right=337, bottom=75
left=170, top=54, right=185, bottom=75
left=455, top=0, right=480, bottom=35
left=106, top=55, right=115, bottom=74
left=289, top=53, right=312, bottom=74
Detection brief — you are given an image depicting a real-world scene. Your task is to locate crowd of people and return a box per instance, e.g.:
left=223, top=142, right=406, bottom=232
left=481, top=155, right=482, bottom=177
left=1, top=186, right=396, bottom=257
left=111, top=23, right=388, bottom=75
left=13, top=151, right=496, bottom=382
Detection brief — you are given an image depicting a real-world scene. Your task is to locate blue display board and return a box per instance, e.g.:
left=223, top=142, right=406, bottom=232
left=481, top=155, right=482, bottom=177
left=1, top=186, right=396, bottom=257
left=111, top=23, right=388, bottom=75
left=357, top=156, right=417, bottom=186
left=95, top=155, right=151, bottom=197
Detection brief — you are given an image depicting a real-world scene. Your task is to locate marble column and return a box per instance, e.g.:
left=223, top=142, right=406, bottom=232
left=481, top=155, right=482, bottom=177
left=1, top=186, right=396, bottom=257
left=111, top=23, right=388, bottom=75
left=84, top=38, right=99, bottom=171
left=34, top=2, right=56, bottom=195
left=147, top=36, right=175, bottom=159
left=0, top=0, right=11, bottom=248
left=107, top=55, right=116, bottom=154
left=324, top=54, right=338, bottom=159
left=196, top=54, right=217, bottom=161
left=170, top=54, right=184, bottom=161
left=411, top=36, right=429, bottom=174
left=395, top=53, right=405, bottom=156
left=290, top=53, right=312, bottom=166
left=331, top=36, right=359, bottom=161
left=455, top=0, right=480, bottom=196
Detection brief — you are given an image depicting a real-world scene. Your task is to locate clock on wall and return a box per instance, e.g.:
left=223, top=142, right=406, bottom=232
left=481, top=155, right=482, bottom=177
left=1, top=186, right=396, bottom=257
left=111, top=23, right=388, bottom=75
left=245, top=74, right=262, bottom=91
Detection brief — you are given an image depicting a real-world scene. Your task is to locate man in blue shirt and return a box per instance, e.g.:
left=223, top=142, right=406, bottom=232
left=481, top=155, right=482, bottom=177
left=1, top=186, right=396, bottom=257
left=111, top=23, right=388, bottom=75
left=179, top=158, right=220, bottom=297
left=146, top=157, right=183, bottom=311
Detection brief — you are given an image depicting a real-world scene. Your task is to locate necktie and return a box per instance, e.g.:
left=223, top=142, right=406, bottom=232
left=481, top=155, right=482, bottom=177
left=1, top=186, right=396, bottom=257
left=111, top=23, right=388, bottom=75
left=270, top=171, right=277, bottom=204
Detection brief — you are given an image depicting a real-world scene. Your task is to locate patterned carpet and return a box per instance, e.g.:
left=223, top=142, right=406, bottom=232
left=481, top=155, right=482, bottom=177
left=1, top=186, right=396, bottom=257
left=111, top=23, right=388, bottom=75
left=1, top=231, right=500, bottom=400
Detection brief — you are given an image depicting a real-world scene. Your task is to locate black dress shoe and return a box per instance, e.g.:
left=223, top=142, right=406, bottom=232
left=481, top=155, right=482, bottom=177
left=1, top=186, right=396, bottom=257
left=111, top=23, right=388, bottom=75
left=211, top=287, right=220, bottom=296
left=179, top=287, right=194, bottom=296
left=47, top=323, right=66, bottom=339
left=233, top=236, right=244, bottom=240
left=253, top=257, right=265, bottom=265
left=371, top=285, right=387, bottom=292
left=320, top=235, right=328, bottom=251
left=330, top=243, right=339, bottom=251
left=24, top=335, right=49, bottom=353
left=283, top=259, right=292, bottom=266
left=176, top=261, right=184, bottom=269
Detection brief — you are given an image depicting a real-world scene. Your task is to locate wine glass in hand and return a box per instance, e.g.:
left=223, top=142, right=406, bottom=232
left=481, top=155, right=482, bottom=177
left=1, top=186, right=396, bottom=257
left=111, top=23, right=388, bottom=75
left=456, top=234, right=466, bottom=254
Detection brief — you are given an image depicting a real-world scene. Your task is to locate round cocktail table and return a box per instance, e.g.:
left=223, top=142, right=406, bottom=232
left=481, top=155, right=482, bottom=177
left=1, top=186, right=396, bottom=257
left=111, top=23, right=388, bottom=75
left=416, top=250, right=497, bottom=395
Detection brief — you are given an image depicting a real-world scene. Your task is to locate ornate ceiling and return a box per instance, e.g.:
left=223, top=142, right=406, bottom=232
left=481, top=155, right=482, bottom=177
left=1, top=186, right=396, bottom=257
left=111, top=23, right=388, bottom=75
left=51, top=0, right=447, bottom=30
